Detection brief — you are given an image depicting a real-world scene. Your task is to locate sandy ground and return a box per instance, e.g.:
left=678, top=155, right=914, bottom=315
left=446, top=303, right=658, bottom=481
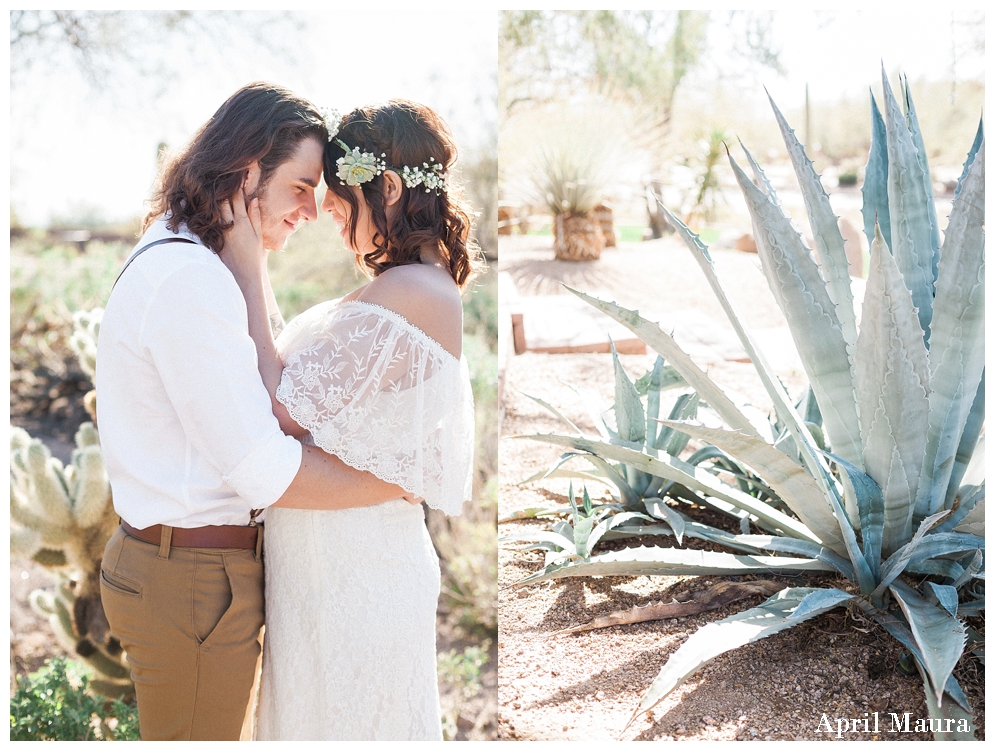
left=496, top=234, right=984, bottom=741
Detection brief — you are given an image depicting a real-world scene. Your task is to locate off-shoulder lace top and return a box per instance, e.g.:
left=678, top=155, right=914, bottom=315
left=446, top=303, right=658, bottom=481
left=275, top=299, right=473, bottom=516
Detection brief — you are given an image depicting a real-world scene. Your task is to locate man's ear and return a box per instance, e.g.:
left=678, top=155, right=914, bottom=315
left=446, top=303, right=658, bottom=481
left=244, top=162, right=262, bottom=200
left=382, top=170, right=404, bottom=207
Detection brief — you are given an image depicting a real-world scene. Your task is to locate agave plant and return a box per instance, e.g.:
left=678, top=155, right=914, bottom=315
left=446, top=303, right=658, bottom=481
left=506, top=347, right=801, bottom=559
left=505, top=70, right=984, bottom=739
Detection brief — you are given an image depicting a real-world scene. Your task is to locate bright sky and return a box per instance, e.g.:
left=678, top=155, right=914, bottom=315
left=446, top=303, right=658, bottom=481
left=7, top=9, right=983, bottom=226
left=759, top=9, right=984, bottom=106
left=8, top=9, right=497, bottom=226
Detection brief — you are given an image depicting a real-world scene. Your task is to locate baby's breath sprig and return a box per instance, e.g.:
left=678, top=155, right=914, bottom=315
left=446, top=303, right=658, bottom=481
left=318, top=106, right=342, bottom=141
left=400, top=157, right=448, bottom=195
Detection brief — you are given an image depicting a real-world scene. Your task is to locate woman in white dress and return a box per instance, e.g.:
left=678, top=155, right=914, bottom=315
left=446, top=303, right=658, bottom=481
left=221, top=100, right=479, bottom=740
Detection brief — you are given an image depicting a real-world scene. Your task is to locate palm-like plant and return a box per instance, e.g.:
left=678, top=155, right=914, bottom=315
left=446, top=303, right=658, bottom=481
left=504, top=70, right=984, bottom=739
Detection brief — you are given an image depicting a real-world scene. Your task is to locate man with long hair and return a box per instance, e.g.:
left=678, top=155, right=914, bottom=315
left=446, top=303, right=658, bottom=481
left=96, top=83, right=411, bottom=740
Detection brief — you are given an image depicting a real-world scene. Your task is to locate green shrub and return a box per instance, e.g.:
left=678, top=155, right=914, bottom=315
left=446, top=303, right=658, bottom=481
left=10, top=657, right=140, bottom=741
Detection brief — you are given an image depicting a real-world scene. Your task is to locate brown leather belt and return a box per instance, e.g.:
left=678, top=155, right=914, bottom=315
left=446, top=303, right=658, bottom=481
left=121, top=521, right=258, bottom=550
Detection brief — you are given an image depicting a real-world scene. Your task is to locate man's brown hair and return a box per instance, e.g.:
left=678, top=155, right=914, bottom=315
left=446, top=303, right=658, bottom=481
left=144, top=82, right=326, bottom=253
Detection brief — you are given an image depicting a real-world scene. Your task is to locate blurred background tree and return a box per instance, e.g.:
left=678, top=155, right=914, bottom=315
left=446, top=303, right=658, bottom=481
left=499, top=9, right=983, bottom=240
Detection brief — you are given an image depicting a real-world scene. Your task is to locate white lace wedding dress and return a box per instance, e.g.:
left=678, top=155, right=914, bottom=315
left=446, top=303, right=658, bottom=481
left=254, top=300, right=474, bottom=741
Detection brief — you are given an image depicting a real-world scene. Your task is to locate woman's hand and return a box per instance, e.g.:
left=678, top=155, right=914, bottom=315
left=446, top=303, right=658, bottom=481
left=220, top=165, right=265, bottom=289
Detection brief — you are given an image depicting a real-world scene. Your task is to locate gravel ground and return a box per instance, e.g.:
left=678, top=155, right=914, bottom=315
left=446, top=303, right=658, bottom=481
left=496, top=235, right=984, bottom=741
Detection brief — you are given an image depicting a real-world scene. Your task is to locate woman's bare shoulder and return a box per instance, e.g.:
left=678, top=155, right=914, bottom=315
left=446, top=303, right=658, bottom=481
left=357, top=265, right=463, bottom=356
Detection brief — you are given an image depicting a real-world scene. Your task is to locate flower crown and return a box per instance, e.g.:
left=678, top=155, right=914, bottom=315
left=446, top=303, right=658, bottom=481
left=332, top=138, right=449, bottom=195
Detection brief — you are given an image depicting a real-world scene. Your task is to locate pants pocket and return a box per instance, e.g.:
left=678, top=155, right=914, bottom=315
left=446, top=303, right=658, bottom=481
left=192, top=555, right=233, bottom=645
left=100, top=567, right=143, bottom=597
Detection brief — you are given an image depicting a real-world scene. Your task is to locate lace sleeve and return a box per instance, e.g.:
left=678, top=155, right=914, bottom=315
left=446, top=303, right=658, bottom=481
left=275, top=301, right=473, bottom=516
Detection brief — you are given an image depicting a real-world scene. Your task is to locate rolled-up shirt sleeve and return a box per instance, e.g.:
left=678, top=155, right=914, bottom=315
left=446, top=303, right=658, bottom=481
left=140, top=261, right=302, bottom=510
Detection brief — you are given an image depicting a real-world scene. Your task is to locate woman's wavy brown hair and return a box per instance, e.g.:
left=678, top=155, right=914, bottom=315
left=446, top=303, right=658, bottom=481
left=144, top=82, right=327, bottom=253
left=324, top=100, right=482, bottom=289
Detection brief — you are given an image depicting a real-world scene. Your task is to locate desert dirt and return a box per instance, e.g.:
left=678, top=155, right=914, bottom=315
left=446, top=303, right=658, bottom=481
left=496, top=234, right=984, bottom=741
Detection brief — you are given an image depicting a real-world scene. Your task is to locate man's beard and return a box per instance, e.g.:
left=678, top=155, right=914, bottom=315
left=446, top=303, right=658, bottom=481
left=249, top=184, right=285, bottom=251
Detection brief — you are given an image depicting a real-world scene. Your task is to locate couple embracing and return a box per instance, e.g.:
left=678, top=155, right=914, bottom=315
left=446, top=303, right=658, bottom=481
left=96, top=83, right=477, bottom=741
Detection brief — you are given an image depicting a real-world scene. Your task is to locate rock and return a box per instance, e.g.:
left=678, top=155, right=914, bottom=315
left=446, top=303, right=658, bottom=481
left=735, top=233, right=757, bottom=253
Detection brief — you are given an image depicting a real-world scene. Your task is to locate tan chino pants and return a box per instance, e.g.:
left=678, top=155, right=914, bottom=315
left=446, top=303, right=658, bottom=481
left=99, top=525, right=264, bottom=740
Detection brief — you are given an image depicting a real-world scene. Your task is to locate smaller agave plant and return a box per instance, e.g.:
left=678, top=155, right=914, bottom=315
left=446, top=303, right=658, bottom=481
left=504, top=68, right=984, bottom=740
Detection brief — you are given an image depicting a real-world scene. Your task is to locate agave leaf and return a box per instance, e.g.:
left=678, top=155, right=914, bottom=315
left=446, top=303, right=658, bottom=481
left=498, top=507, right=559, bottom=523
left=511, top=547, right=835, bottom=589
left=656, top=420, right=847, bottom=555
left=768, top=94, right=858, bottom=353
left=917, top=139, right=985, bottom=517
left=603, top=516, right=763, bottom=555
left=572, top=515, right=602, bottom=560
left=829, top=452, right=885, bottom=581
left=790, top=587, right=858, bottom=621
left=951, top=549, right=984, bottom=590
left=945, top=372, right=984, bottom=507
left=909, top=559, right=966, bottom=581
left=643, top=497, right=685, bottom=544
left=657, top=204, right=836, bottom=492
left=519, top=390, right=587, bottom=436
left=562, top=382, right=614, bottom=441
left=901, top=76, right=941, bottom=280
left=955, top=116, right=984, bottom=199
left=953, top=499, right=984, bottom=537
left=586, top=511, right=654, bottom=556
left=739, top=136, right=781, bottom=205
left=856, top=598, right=973, bottom=717
left=521, top=451, right=600, bottom=484
left=862, top=91, right=892, bottom=252
left=734, top=535, right=855, bottom=579
left=520, top=466, right=615, bottom=490
left=922, top=582, right=960, bottom=617
left=565, top=288, right=763, bottom=439
left=728, top=151, right=862, bottom=467
left=903, top=532, right=984, bottom=570
left=881, top=67, right=935, bottom=339
left=856, top=225, right=930, bottom=552
left=687, top=444, right=766, bottom=498
left=520, top=433, right=820, bottom=543
left=914, top=660, right=977, bottom=740
left=635, top=359, right=685, bottom=395
left=502, top=531, right=577, bottom=556
left=873, top=510, right=951, bottom=598
left=645, top=357, right=665, bottom=449
left=611, top=340, right=646, bottom=445
left=958, top=600, right=985, bottom=617
left=890, top=580, right=967, bottom=705
left=657, top=392, right=698, bottom=455
left=626, top=587, right=852, bottom=731
left=576, top=454, right=640, bottom=508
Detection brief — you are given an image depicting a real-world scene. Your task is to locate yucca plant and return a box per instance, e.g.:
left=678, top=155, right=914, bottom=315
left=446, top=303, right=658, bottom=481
left=532, top=140, right=612, bottom=260
left=505, top=70, right=984, bottom=739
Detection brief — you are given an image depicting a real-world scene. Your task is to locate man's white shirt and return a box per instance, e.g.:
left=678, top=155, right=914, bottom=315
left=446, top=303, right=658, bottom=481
left=95, top=218, right=302, bottom=529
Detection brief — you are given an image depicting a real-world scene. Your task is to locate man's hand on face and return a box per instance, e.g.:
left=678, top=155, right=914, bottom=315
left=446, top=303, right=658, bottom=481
left=219, top=164, right=266, bottom=287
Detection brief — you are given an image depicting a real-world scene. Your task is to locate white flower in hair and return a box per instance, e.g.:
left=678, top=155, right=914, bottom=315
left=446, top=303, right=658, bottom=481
left=319, top=106, right=342, bottom=141
left=335, top=139, right=386, bottom=186
left=400, top=156, right=448, bottom=195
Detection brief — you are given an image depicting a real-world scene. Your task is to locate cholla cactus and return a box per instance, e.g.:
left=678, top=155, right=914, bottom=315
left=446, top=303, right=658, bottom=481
left=68, top=308, right=101, bottom=421
left=10, top=422, right=132, bottom=698
left=68, top=308, right=101, bottom=380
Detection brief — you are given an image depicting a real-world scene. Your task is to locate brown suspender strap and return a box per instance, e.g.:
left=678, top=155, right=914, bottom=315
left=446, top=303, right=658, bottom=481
left=112, top=237, right=197, bottom=290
